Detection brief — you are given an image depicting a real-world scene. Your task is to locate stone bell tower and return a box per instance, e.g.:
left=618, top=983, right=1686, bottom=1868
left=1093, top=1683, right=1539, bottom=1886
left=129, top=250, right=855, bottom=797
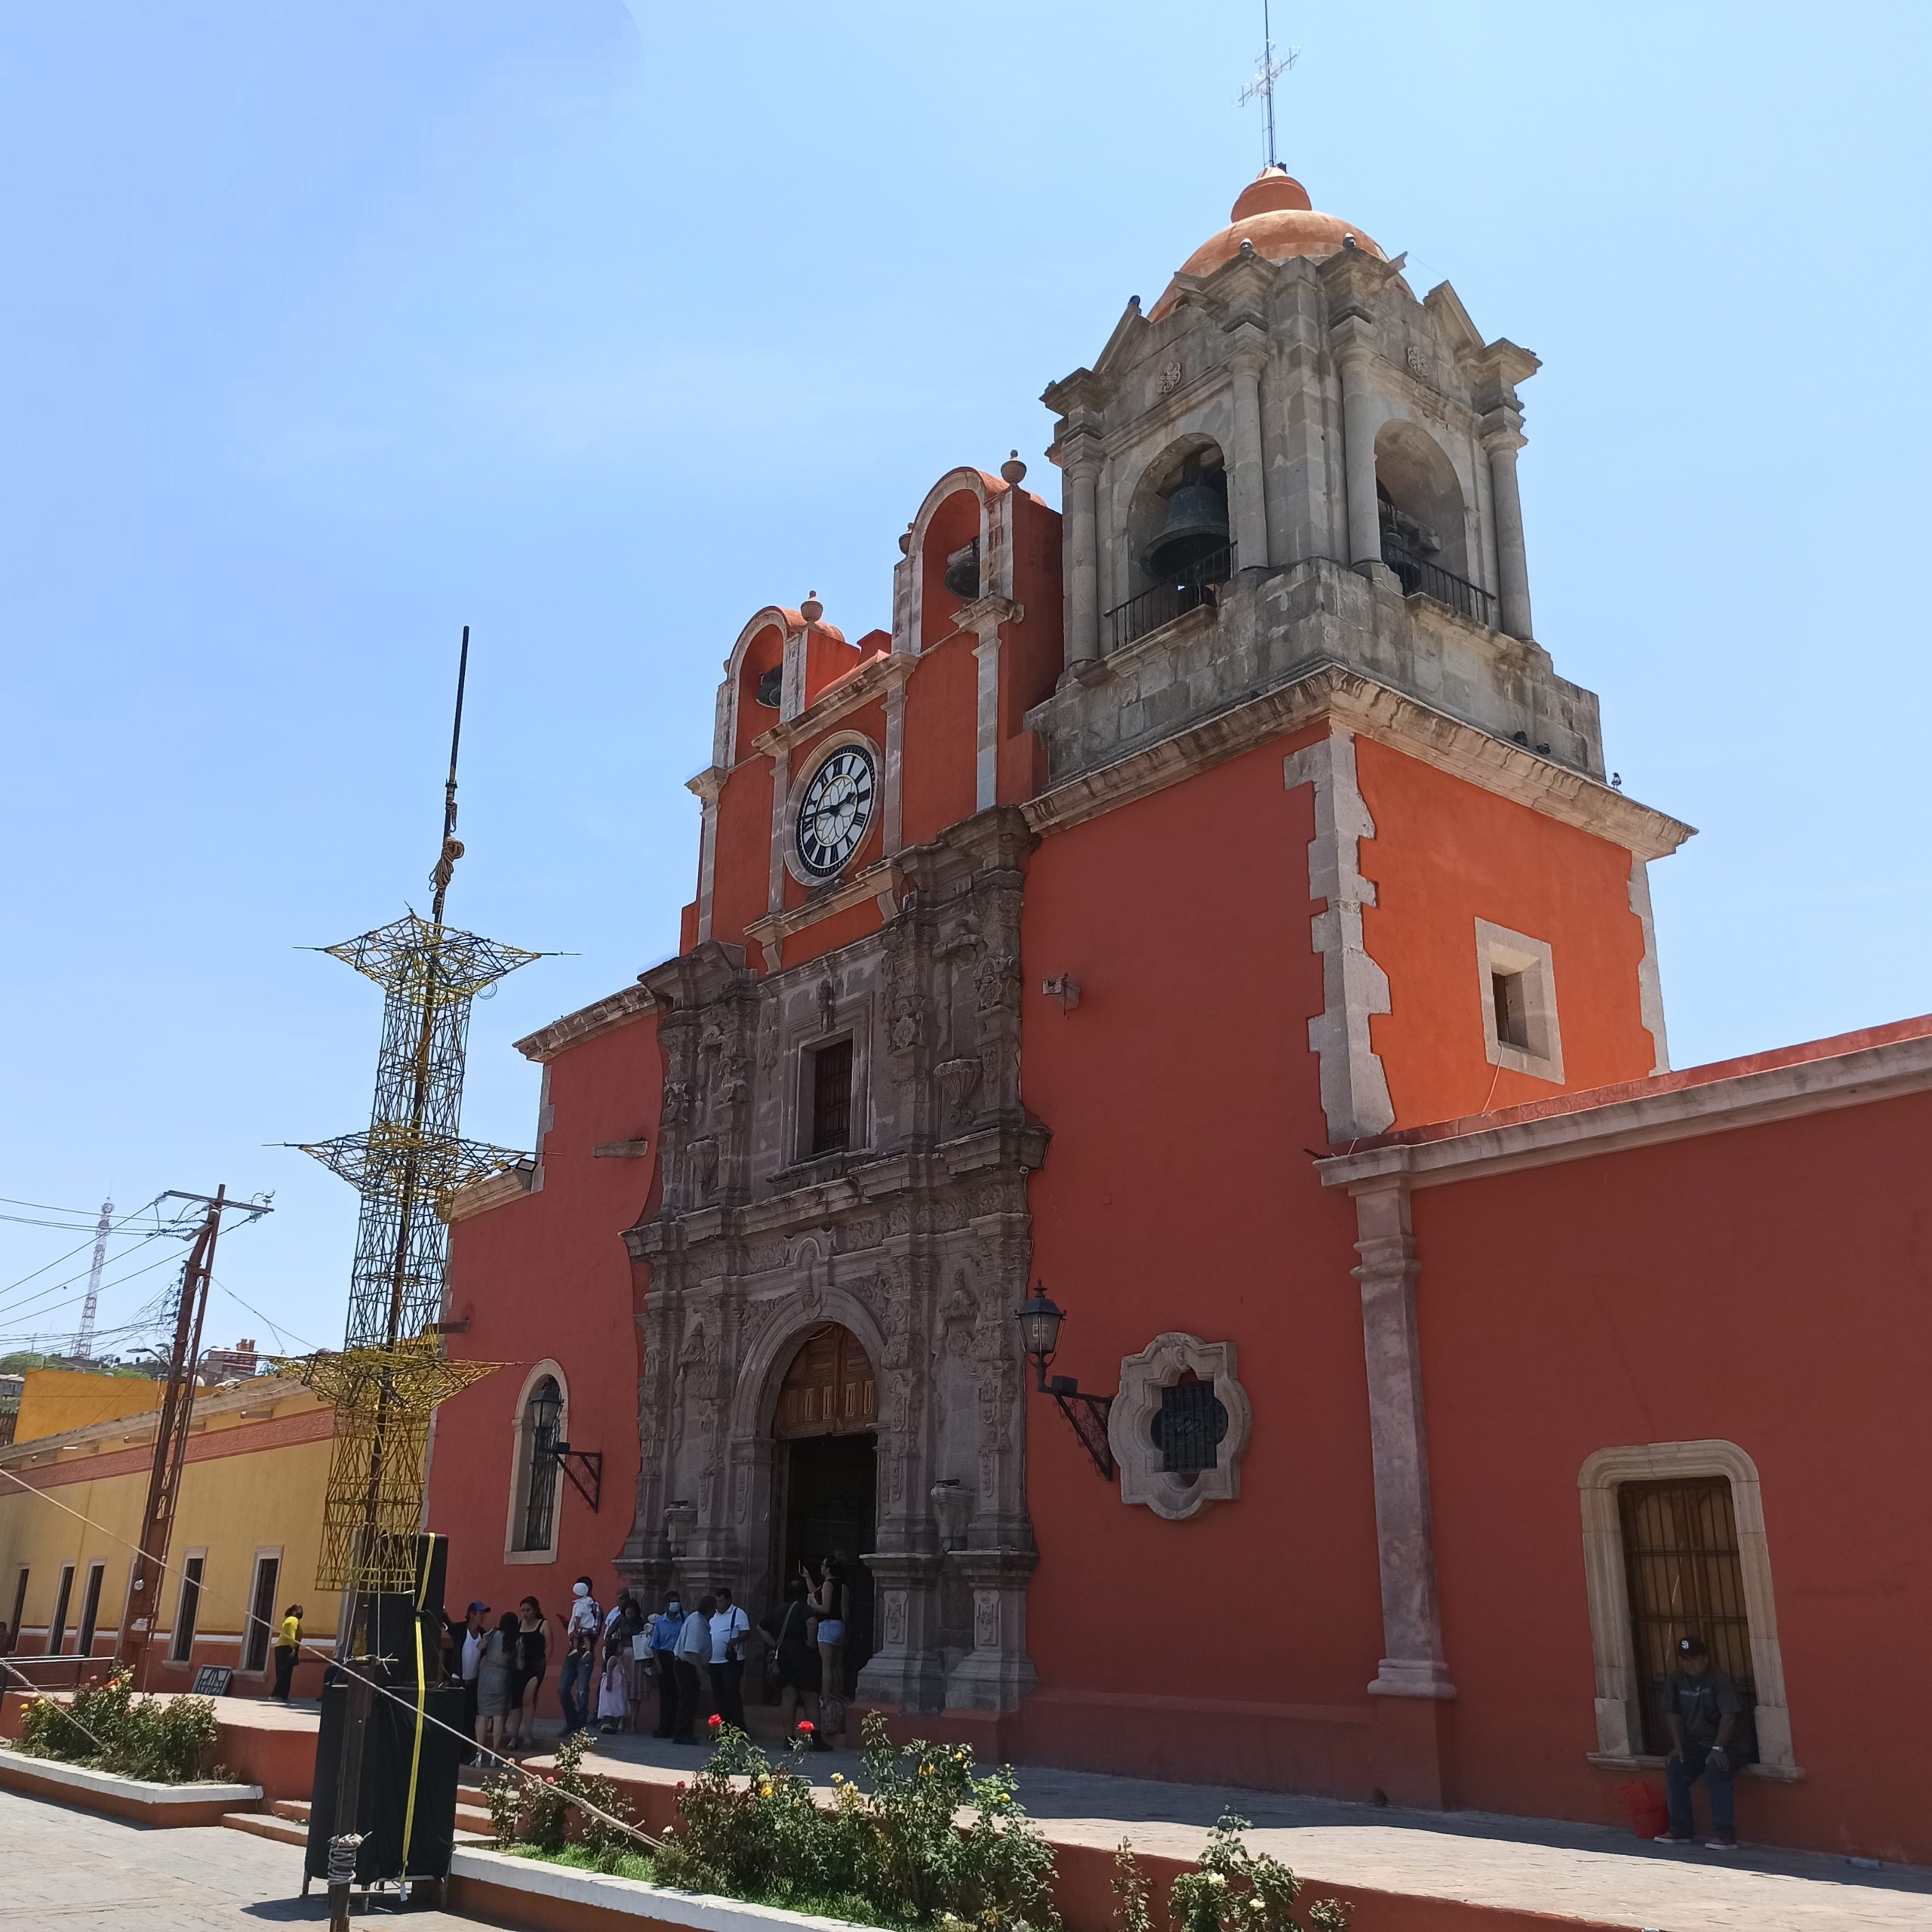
left=1035, top=166, right=1598, bottom=789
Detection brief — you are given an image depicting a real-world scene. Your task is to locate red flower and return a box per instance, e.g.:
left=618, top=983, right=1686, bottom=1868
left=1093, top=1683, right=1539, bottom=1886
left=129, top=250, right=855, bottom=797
left=797, top=1721, right=815, bottom=1734
left=675, top=1780, right=687, bottom=1791
left=708, top=1714, right=722, bottom=1728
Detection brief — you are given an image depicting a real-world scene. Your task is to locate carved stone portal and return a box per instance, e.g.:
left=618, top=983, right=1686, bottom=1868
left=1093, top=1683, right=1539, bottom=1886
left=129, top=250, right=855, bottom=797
left=619, top=808, right=1045, bottom=1715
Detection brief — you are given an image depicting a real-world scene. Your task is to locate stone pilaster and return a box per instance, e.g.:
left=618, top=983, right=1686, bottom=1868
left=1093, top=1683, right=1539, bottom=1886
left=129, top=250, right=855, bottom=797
left=858, top=1549, right=948, bottom=1713
left=1332, top=321, right=1385, bottom=572
left=941, top=1546, right=1038, bottom=1711
left=1225, top=329, right=1271, bottom=571
left=687, top=767, right=725, bottom=944
left=1350, top=1175, right=1454, bottom=1701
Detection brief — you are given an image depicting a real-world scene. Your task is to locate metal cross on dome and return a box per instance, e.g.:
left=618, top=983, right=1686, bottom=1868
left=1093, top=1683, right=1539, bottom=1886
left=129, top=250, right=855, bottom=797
left=1235, top=1, right=1299, bottom=171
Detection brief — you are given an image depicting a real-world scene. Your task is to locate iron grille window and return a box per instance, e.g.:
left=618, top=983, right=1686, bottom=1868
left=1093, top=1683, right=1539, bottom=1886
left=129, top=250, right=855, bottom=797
left=47, top=1564, right=73, bottom=1656
left=520, top=1377, right=562, bottom=1552
left=1620, top=1477, right=1755, bottom=1754
left=170, top=1555, right=205, bottom=1665
left=243, top=1556, right=280, bottom=1673
left=75, top=1561, right=105, bottom=1657
left=811, top=1038, right=854, bottom=1155
left=1150, top=1374, right=1229, bottom=1476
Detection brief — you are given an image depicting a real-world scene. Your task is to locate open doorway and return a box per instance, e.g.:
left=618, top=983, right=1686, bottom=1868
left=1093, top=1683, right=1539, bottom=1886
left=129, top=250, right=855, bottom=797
left=771, top=1324, right=878, bottom=1694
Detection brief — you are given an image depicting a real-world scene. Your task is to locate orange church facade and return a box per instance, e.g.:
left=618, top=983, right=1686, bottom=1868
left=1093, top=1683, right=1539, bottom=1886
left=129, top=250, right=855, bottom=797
left=426, top=168, right=1932, bottom=1865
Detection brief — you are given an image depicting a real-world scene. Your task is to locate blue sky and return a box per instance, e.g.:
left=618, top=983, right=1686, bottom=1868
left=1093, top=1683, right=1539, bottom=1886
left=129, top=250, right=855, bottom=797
left=2, top=1, right=1927, bottom=1353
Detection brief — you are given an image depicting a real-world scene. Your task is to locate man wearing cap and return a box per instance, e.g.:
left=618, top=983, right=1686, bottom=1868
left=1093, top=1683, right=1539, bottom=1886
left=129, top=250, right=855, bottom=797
left=459, top=1602, right=491, bottom=1762
left=1656, top=1635, right=1747, bottom=1848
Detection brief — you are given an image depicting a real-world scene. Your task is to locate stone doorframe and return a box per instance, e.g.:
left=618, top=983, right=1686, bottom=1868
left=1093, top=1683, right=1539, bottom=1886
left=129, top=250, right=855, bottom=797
left=1577, top=1438, right=1800, bottom=1774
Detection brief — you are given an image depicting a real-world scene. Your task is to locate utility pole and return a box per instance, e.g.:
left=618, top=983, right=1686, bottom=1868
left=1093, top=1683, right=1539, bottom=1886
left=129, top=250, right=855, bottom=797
left=72, top=1199, right=114, bottom=1364
left=116, top=1188, right=272, bottom=1687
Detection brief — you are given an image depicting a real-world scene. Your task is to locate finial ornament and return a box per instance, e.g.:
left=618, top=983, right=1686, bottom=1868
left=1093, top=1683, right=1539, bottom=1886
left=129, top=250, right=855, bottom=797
left=1235, top=0, right=1298, bottom=169
left=801, top=590, right=824, bottom=623
left=1001, top=450, right=1028, bottom=486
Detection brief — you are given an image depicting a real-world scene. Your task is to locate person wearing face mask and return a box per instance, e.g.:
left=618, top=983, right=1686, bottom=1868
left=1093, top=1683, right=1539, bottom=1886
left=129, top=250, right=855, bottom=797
left=649, top=1590, right=685, bottom=1739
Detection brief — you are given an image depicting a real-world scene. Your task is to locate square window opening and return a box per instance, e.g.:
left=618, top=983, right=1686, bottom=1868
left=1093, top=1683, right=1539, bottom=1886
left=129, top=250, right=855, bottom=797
left=808, top=1036, right=854, bottom=1156
left=1491, top=969, right=1531, bottom=1051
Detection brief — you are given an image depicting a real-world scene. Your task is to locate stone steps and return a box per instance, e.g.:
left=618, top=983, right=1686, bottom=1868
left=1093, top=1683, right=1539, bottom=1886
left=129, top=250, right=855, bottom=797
left=217, top=1794, right=496, bottom=1850
left=220, top=1809, right=306, bottom=1847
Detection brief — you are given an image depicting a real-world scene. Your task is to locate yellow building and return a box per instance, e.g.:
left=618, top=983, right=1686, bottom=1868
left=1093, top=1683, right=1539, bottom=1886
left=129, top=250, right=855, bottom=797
left=13, top=1367, right=162, bottom=1442
left=0, top=1372, right=337, bottom=1698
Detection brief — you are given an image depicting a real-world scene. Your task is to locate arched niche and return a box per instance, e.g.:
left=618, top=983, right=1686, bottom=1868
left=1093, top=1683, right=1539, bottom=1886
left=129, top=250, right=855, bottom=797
left=1123, top=435, right=1229, bottom=599
left=503, top=1359, right=568, bottom=1564
left=1374, top=419, right=1469, bottom=579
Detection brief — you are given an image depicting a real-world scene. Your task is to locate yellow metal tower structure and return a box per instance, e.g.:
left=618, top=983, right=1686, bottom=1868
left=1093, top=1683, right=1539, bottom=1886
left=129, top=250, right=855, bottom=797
left=290, top=629, right=535, bottom=1595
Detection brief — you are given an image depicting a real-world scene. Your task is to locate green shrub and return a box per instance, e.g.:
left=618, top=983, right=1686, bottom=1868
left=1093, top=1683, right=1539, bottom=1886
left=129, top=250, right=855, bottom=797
left=15, top=1671, right=216, bottom=1785
left=481, top=1730, right=639, bottom=1872
left=653, top=1715, right=1057, bottom=1932
left=1123, top=1819, right=1349, bottom=1932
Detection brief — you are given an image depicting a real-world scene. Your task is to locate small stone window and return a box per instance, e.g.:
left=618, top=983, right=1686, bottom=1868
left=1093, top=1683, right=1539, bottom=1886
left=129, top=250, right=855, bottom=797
left=1475, top=917, right=1563, bottom=1083
left=808, top=1037, right=854, bottom=1155
left=1108, top=1334, right=1253, bottom=1521
left=516, top=1377, right=562, bottom=1554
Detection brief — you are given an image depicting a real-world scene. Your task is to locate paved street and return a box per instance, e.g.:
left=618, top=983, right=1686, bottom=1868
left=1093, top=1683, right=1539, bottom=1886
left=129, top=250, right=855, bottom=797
left=5, top=1743, right=1929, bottom=1932
left=0, top=1785, right=464, bottom=1927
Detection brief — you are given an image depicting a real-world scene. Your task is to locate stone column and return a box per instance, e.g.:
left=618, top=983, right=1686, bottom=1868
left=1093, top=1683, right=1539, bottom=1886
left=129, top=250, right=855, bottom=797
left=952, top=594, right=1020, bottom=814
left=1334, top=327, right=1383, bottom=571
left=882, top=685, right=906, bottom=856
left=688, top=767, right=724, bottom=942
left=1483, top=414, right=1534, bottom=641
left=1062, top=433, right=1103, bottom=667
left=1226, top=334, right=1270, bottom=571
left=1351, top=1176, right=1454, bottom=1700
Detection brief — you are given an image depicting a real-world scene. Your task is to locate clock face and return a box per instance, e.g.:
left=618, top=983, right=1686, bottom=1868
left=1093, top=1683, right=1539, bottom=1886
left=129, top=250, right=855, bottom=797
left=795, top=745, right=878, bottom=881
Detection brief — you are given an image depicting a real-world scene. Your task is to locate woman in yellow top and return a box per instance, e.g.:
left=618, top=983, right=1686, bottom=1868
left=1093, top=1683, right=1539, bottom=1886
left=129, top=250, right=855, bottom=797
left=272, top=1604, right=303, bottom=1701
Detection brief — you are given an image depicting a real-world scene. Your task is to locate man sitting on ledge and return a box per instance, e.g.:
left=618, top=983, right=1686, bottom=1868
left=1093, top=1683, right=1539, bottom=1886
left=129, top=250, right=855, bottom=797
left=1655, top=1635, right=1747, bottom=1850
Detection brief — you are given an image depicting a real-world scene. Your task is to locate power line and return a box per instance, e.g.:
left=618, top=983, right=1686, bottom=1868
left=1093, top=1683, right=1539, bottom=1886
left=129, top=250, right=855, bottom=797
left=0, top=1196, right=168, bottom=1302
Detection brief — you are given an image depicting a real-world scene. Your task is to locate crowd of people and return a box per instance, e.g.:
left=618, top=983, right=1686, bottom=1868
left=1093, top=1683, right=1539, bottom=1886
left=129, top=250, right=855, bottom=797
left=453, top=1556, right=852, bottom=1758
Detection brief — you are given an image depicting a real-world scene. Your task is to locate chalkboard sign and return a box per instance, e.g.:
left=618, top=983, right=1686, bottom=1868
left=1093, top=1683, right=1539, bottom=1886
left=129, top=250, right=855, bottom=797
left=191, top=1665, right=233, bottom=1697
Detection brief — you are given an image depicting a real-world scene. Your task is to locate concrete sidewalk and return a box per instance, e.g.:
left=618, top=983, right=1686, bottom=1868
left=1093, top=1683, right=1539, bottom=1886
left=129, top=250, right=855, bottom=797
left=563, top=1730, right=1932, bottom=1932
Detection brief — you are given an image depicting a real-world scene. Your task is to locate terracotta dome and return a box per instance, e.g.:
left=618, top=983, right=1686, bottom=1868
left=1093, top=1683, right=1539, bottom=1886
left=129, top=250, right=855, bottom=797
left=1149, top=168, right=1383, bottom=318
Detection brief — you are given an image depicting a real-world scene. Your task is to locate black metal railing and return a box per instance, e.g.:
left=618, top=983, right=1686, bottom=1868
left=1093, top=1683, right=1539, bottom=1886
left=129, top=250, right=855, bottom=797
left=1106, top=542, right=1236, bottom=652
left=1380, top=536, right=1498, bottom=630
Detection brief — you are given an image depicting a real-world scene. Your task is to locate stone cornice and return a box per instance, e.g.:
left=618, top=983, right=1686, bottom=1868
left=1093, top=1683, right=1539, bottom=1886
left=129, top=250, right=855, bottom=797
left=751, top=651, right=912, bottom=758
left=624, top=1122, right=1050, bottom=1263
left=441, top=1160, right=537, bottom=1224
left=1022, top=660, right=1694, bottom=860
left=515, top=983, right=658, bottom=1063
left=1315, top=1027, right=1932, bottom=1192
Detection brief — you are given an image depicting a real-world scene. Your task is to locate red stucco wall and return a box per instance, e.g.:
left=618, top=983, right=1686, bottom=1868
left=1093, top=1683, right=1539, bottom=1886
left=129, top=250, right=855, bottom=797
left=1018, top=731, right=1386, bottom=1791
left=429, top=1008, right=663, bottom=1623
left=1414, top=1091, right=1932, bottom=1863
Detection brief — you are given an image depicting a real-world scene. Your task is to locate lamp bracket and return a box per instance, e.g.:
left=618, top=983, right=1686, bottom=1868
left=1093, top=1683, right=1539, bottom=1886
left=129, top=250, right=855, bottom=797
left=548, top=1440, right=604, bottom=1513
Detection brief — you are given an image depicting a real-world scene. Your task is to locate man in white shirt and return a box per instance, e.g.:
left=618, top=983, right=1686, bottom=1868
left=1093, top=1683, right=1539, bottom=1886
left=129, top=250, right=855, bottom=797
left=671, top=1593, right=715, bottom=1744
left=458, top=1602, right=488, bottom=1764
left=708, top=1587, right=750, bottom=1732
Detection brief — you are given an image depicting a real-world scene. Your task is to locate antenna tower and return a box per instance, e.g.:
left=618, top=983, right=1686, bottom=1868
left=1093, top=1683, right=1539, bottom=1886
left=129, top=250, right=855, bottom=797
left=289, top=626, right=525, bottom=1601
left=1236, top=0, right=1298, bottom=169
left=72, top=1198, right=113, bottom=1362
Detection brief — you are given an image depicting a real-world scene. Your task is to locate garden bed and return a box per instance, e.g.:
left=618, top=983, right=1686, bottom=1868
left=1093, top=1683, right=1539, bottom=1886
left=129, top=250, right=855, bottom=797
left=451, top=1844, right=884, bottom=1932
left=0, top=1742, right=261, bottom=1827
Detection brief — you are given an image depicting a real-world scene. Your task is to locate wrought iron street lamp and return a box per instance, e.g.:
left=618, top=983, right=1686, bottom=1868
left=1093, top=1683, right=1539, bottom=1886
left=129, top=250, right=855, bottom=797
left=1014, top=1284, right=1115, bottom=1479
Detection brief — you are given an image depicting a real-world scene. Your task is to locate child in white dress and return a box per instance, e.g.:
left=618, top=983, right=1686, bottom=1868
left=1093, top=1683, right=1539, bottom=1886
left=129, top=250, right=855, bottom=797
left=596, top=1638, right=632, bottom=1734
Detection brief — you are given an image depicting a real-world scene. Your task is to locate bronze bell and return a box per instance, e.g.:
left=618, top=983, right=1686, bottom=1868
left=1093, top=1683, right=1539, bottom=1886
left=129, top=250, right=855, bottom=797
left=754, top=666, right=782, bottom=709
left=1143, top=463, right=1229, bottom=580
left=943, top=537, right=980, bottom=599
